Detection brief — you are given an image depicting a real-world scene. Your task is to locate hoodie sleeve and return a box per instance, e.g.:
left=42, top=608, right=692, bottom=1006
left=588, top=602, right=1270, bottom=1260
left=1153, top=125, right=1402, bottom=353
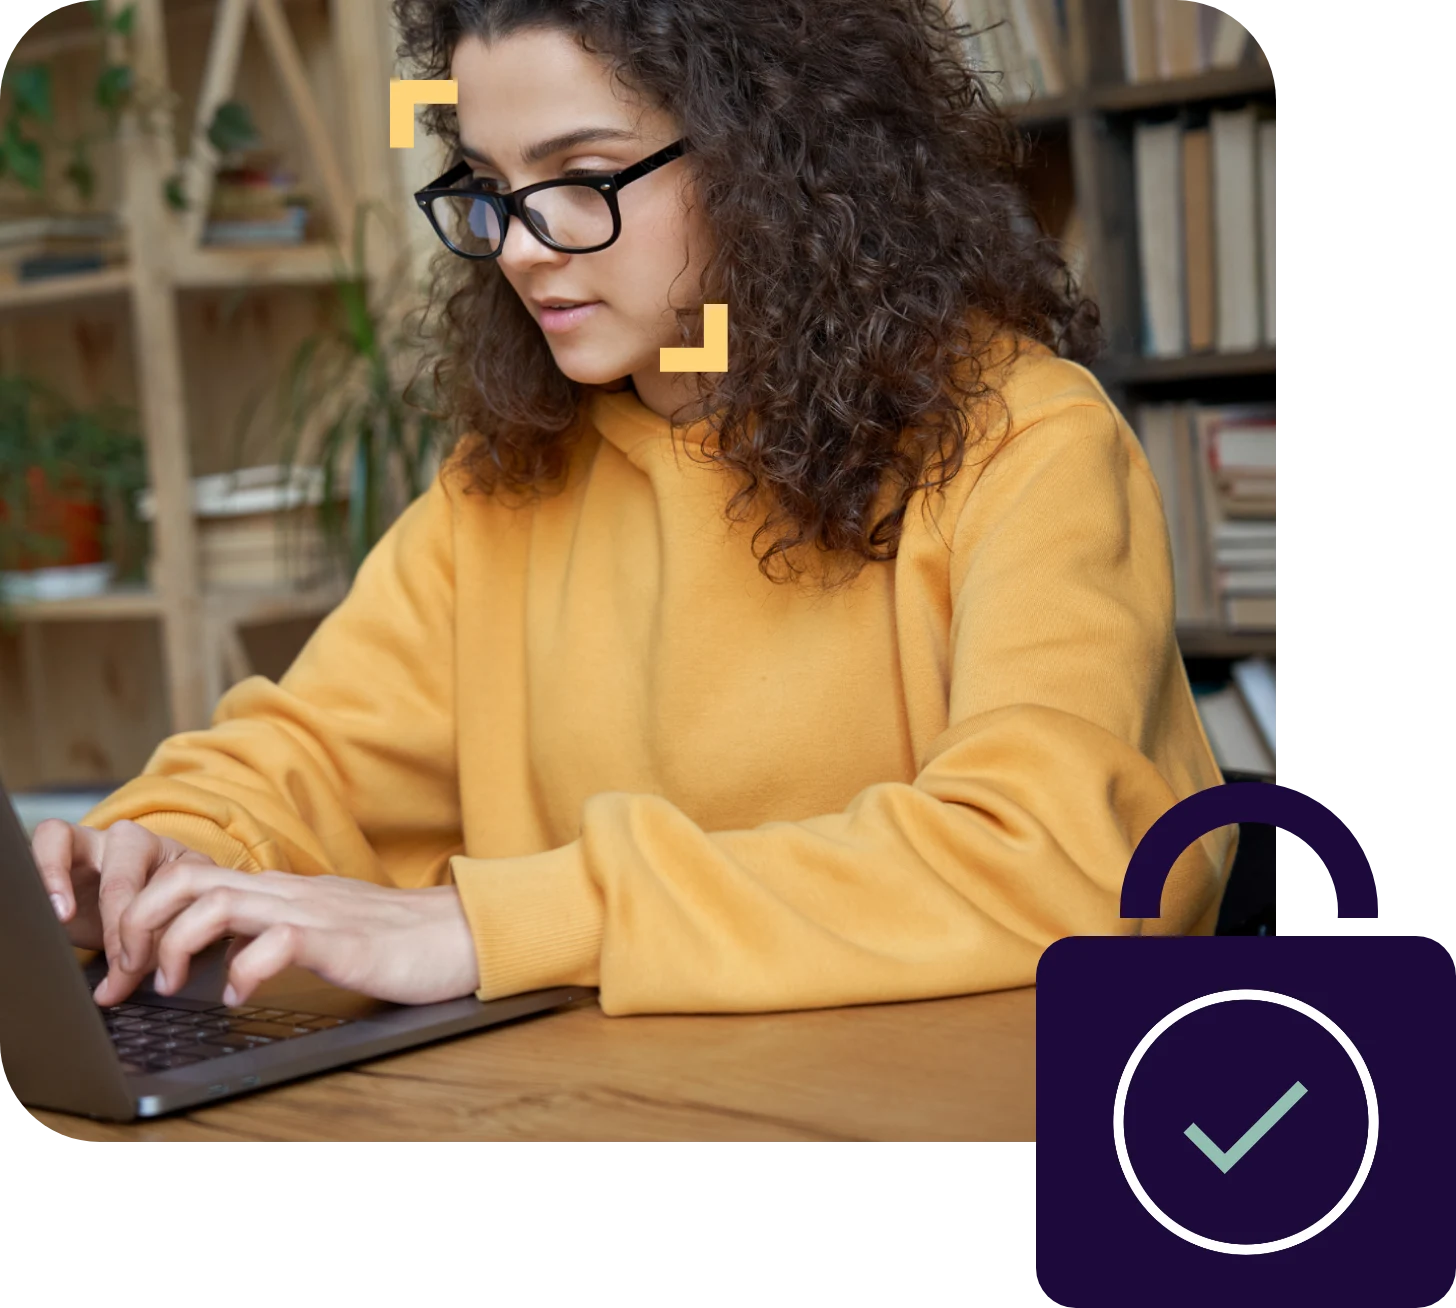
left=79, top=469, right=463, bottom=892
left=446, top=392, right=1236, bottom=1015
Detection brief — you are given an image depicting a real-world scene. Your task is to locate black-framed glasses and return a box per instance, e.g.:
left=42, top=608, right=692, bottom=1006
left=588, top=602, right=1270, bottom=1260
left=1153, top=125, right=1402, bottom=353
left=414, top=138, right=689, bottom=259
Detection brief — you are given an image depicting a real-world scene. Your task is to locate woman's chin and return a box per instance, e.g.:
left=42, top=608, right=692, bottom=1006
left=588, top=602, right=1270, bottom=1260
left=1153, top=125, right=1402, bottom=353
left=548, top=344, right=647, bottom=387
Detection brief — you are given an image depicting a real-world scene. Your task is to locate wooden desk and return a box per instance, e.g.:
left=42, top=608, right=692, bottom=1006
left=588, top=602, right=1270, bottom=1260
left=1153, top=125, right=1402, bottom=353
left=31, top=986, right=1035, bottom=1141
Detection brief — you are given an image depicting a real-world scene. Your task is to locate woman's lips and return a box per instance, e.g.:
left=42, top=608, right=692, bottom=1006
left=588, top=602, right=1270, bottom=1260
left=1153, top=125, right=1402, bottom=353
left=538, top=301, right=602, bottom=333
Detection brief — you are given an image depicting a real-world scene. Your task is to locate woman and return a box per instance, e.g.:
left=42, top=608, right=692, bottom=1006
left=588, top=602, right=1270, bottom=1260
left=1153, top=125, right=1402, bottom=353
left=32, top=0, right=1234, bottom=1017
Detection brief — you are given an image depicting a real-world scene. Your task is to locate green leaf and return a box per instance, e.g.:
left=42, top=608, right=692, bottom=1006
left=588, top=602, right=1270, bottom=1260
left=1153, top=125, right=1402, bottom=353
left=110, top=4, right=136, bottom=36
left=7, top=65, right=53, bottom=123
left=95, top=63, right=133, bottom=112
left=206, top=100, right=260, bottom=156
left=2, top=124, right=44, bottom=191
left=65, top=144, right=96, bottom=202
left=163, top=172, right=188, bottom=211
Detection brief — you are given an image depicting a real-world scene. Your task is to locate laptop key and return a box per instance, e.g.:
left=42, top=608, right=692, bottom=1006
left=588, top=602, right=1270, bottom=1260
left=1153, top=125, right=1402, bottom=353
left=300, top=1016, right=349, bottom=1029
left=201, top=1032, right=275, bottom=1049
left=233, top=1020, right=314, bottom=1039
left=152, top=1053, right=203, bottom=1069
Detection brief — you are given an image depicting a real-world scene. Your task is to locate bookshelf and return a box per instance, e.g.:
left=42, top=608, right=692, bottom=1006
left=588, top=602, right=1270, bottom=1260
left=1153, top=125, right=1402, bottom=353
left=981, top=0, right=1276, bottom=662
left=0, top=0, right=405, bottom=792
left=0, top=1, right=1271, bottom=794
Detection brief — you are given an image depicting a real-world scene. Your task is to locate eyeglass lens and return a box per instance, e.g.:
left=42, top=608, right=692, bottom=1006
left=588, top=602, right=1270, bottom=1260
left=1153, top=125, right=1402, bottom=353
left=430, top=184, right=615, bottom=255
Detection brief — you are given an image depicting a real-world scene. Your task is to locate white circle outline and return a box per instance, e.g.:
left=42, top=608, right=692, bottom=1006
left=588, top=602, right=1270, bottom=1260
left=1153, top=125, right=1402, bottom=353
left=1112, top=988, right=1379, bottom=1255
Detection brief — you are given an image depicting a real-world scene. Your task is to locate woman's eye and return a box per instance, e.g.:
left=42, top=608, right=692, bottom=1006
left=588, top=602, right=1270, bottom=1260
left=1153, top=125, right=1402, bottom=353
left=467, top=170, right=595, bottom=192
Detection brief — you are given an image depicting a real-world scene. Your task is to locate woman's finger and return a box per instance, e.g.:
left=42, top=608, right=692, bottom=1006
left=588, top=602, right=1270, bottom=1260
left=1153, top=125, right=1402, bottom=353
left=223, top=934, right=255, bottom=971
left=150, top=886, right=295, bottom=996
left=93, top=821, right=168, bottom=997
left=223, top=923, right=312, bottom=1007
left=115, top=862, right=277, bottom=985
left=29, top=819, right=98, bottom=923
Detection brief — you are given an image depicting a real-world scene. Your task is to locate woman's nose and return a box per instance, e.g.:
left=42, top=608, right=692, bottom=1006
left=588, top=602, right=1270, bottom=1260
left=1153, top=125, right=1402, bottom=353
left=497, top=209, right=568, bottom=272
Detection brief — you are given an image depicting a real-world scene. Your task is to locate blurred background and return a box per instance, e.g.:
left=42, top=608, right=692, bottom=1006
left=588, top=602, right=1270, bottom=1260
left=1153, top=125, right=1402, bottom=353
left=0, top=0, right=1273, bottom=835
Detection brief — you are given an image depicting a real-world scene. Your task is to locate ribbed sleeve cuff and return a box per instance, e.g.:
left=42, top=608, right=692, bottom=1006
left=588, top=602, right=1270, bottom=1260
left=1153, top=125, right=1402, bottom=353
left=448, top=841, right=604, bottom=1001
left=94, top=810, right=265, bottom=873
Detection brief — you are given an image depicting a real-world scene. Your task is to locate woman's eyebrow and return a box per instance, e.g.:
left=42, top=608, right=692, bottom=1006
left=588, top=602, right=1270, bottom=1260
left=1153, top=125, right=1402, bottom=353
left=458, top=126, right=641, bottom=170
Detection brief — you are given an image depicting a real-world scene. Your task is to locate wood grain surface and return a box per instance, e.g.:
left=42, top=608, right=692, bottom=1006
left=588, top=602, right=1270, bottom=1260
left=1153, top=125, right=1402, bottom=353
left=31, top=986, right=1036, bottom=1142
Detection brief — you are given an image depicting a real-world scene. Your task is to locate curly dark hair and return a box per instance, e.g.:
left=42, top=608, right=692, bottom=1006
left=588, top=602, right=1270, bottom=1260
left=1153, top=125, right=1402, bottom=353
left=393, top=0, right=1102, bottom=586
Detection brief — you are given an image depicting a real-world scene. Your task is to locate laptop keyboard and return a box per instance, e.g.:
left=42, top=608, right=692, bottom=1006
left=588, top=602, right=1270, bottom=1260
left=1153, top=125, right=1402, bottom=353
left=102, top=1001, right=353, bottom=1076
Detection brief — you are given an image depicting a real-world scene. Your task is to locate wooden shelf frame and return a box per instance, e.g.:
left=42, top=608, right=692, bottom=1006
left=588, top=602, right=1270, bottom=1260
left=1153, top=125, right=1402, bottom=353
left=0, top=0, right=403, bottom=789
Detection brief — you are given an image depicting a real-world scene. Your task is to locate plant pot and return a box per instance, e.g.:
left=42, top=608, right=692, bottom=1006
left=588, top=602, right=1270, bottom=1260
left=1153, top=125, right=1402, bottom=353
left=0, top=466, right=106, bottom=571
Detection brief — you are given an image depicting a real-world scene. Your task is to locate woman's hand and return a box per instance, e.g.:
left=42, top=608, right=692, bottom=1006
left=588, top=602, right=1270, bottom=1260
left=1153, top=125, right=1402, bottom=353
left=31, top=818, right=222, bottom=984
left=103, top=863, right=481, bottom=1009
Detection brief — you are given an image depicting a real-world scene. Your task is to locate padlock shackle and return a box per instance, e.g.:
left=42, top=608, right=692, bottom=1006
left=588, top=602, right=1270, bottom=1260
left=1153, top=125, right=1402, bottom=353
left=1119, top=782, right=1377, bottom=919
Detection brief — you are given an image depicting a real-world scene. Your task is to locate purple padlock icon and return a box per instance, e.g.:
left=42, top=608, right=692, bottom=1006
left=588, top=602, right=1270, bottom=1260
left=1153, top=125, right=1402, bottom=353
left=1036, top=782, right=1456, bottom=1308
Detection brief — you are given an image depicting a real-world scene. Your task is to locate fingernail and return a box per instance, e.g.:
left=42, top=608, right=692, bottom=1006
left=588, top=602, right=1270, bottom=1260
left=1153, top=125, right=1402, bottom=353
left=154, top=968, right=168, bottom=994
left=222, top=984, right=239, bottom=1006
left=49, top=893, right=67, bottom=920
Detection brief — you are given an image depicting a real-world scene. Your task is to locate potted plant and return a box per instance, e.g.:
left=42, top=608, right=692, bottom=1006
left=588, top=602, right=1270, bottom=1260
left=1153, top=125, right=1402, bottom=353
left=0, top=374, right=148, bottom=621
left=1, top=3, right=262, bottom=220
left=230, top=206, right=446, bottom=576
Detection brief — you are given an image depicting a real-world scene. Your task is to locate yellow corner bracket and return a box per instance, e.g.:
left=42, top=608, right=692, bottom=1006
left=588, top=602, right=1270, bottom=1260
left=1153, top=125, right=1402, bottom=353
left=390, top=79, right=459, bottom=149
left=660, top=303, right=730, bottom=373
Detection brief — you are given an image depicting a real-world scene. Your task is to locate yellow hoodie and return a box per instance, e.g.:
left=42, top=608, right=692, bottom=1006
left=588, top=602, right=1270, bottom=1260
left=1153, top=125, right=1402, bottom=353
left=80, top=336, right=1236, bottom=1016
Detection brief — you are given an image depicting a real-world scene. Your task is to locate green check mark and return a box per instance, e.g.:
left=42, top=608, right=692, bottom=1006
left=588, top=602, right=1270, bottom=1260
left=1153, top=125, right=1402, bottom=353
left=1185, top=1081, right=1308, bottom=1174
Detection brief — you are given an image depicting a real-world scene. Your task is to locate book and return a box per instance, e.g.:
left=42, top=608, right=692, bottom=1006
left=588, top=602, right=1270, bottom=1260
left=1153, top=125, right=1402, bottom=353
left=202, top=208, right=308, bottom=247
left=1171, top=404, right=1217, bottom=622
left=1210, top=105, right=1262, bottom=351
left=1135, top=404, right=1198, bottom=624
left=952, top=0, right=1021, bottom=99
left=1195, top=682, right=1274, bottom=774
left=1182, top=126, right=1214, bottom=352
left=1230, top=655, right=1276, bottom=754
left=1009, top=0, right=1066, bottom=96
left=1193, top=403, right=1275, bottom=613
left=1134, top=119, right=1186, bottom=357
left=1215, top=520, right=1276, bottom=546
left=15, top=253, right=109, bottom=282
left=1216, top=568, right=1275, bottom=595
left=1215, top=545, right=1276, bottom=568
left=1225, top=594, right=1275, bottom=627
left=1259, top=119, right=1276, bottom=346
left=991, top=0, right=1037, bottom=100
left=0, top=213, right=119, bottom=247
left=1213, top=420, right=1275, bottom=471
left=1119, top=0, right=1160, bottom=83
left=1209, top=8, right=1252, bottom=68
left=1156, top=0, right=1205, bottom=80
left=950, top=0, right=993, bottom=70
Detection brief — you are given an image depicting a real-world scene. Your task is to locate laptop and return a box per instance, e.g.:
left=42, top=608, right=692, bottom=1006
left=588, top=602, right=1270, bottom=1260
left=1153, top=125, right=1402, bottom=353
left=0, top=776, right=593, bottom=1122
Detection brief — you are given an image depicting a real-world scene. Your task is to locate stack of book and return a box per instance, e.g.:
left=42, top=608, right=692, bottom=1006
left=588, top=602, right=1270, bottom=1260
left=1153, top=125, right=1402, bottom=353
left=948, top=0, right=1069, bottom=103
left=1134, top=106, right=1274, bottom=357
left=0, top=213, right=125, bottom=286
left=136, top=465, right=342, bottom=592
left=203, top=152, right=311, bottom=247
left=1137, top=401, right=1274, bottom=630
left=1193, top=654, right=1274, bottom=776
left=1119, top=0, right=1253, bottom=83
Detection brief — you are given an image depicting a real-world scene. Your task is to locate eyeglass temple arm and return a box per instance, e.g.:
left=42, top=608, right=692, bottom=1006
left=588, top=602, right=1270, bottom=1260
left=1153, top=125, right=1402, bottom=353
left=612, top=139, right=688, bottom=188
